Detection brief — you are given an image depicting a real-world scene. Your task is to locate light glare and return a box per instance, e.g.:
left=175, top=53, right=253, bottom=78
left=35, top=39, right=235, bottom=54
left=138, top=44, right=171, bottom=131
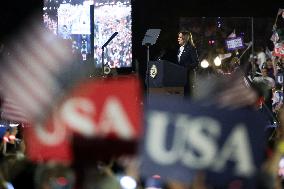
left=201, top=59, right=209, bottom=68
left=120, top=176, right=137, bottom=189
left=214, top=56, right=222, bottom=66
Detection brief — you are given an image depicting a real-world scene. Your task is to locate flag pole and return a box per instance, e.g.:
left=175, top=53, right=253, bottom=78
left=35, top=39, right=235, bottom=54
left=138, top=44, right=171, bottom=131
left=273, top=8, right=281, bottom=29
left=274, top=15, right=279, bottom=28
left=251, top=17, right=255, bottom=76
left=251, top=18, right=254, bottom=54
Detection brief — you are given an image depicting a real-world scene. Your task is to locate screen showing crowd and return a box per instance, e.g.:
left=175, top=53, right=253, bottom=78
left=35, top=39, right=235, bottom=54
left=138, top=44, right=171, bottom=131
left=43, top=0, right=132, bottom=68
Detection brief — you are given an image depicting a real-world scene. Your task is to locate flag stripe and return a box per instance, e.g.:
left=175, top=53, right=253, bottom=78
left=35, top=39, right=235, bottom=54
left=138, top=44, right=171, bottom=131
left=32, top=28, right=72, bottom=71
left=0, top=21, right=75, bottom=123
left=14, top=43, right=61, bottom=93
left=270, top=31, right=279, bottom=44
left=6, top=57, right=53, bottom=108
left=1, top=99, right=29, bottom=123
left=0, top=69, right=43, bottom=119
left=26, top=34, right=62, bottom=73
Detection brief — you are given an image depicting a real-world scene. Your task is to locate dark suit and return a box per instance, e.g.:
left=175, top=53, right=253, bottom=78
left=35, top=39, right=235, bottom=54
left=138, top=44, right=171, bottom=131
left=177, top=43, right=199, bottom=97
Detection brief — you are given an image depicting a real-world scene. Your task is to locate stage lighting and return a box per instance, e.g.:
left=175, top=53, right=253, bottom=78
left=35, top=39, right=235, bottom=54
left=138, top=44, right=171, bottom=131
left=200, top=59, right=209, bottom=68
left=9, top=123, right=19, bottom=127
left=120, top=176, right=137, bottom=189
left=214, top=56, right=221, bottom=66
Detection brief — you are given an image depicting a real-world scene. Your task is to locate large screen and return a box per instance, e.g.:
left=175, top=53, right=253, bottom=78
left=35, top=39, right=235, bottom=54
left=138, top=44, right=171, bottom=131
left=43, top=0, right=132, bottom=68
left=93, top=0, right=132, bottom=68
left=43, top=0, right=93, bottom=61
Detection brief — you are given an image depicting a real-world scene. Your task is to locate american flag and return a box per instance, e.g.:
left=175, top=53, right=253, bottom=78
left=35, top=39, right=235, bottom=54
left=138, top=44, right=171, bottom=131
left=227, top=29, right=236, bottom=38
left=0, top=20, right=78, bottom=123
left=265, top=47, right=273, bottom=59
left=278, top=8, right=284, bottom=16
left=1, top=96, right=29, bottom=123
left=270, top=30, right=280, bottom=44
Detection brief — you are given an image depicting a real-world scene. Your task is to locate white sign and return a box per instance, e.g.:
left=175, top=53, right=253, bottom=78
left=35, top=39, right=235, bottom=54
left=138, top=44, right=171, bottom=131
left=225, top=37, right=244, bottom=51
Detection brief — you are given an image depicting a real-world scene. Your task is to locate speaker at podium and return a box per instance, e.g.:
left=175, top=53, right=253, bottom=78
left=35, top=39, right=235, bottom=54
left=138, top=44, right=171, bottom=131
left=146, top=60, right=187, bottom=96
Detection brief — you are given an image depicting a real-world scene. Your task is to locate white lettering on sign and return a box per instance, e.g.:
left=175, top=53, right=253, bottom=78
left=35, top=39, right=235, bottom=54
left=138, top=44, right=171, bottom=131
left=146, top=112, right=180, bottom=165
left=98, top=97, right=135, bottom=139
left=145, top=111, right=255, bottom=177
left=226, top=38, right=243, bottom=49
left=60, top=97, right=96, bottom=137
left=179, top=116, right=221, bottom=169
left=35, top=96, right=135, bottom=145
left=35, top=114, right=68, bottom=146
left=212, top=124, right=255, bottom=177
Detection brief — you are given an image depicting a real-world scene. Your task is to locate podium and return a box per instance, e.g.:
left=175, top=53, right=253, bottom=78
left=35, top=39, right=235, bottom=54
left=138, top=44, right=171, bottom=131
left=146, top=60, right=187, bottom=96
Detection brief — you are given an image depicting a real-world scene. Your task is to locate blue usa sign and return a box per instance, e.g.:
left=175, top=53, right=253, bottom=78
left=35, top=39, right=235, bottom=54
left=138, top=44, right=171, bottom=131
left=140, top=95, right=266, bottom=188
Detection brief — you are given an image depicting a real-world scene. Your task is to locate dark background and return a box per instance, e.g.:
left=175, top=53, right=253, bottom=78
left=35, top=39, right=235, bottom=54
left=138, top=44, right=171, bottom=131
left=0, top=0, right=284, bottom=85
left=132, top=0, right=284, bottom=87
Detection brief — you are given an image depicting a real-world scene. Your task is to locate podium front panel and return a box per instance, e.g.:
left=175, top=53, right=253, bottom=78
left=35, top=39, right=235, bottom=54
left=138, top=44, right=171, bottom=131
left=147, top=60, right=187, bottom=88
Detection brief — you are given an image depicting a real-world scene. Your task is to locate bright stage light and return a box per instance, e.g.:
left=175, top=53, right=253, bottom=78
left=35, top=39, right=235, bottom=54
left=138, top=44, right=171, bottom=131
left=9, top=123, right=19, bottom=127
left=200, top=59, right=209, bottom=68
left=214, top=56, right=221, bottom=66
left=120, top=176, right=137, bottom=189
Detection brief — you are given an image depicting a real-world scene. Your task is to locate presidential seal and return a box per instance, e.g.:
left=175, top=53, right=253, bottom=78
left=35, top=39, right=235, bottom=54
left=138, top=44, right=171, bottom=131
left=150, top=64, right=157, bottom=78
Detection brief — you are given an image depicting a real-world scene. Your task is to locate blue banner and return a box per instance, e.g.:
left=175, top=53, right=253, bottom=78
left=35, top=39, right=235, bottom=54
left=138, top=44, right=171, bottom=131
left=140, top=95, right=267, bottom=188
left=225, top=37, right=244, bottom=51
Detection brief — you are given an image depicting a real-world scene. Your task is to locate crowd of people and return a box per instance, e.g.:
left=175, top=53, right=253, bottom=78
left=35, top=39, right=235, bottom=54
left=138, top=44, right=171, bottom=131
left=248, top=47, right=284, bottom=123
left=2, top=0, right=284, bottom=188
left=93, top=0, right=132, bottom=68
left=0, top=39, right=284, bottom=189
left=43, top=0, right=132, bottom=67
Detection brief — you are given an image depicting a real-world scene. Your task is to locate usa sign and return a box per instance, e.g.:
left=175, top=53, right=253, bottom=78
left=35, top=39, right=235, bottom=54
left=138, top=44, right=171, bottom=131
left=140, top=95, right=266, bottom=188
left=24, top=75, right=142, bottom=163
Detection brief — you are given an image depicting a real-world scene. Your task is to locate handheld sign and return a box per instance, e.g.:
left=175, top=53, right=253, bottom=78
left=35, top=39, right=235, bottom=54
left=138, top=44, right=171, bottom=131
left=225, top=37, right=244, bottom=51
left=140, top=95, right=266, bottom=188
left=24, top=75, right=142, bottom=163
left=273, top=43, right=284, bottom=58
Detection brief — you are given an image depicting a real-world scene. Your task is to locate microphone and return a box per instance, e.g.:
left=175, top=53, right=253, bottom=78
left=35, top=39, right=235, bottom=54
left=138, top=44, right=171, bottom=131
left=102, top=32, right=118, bottom=48
left=157, top=50, right=166, bottom=60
